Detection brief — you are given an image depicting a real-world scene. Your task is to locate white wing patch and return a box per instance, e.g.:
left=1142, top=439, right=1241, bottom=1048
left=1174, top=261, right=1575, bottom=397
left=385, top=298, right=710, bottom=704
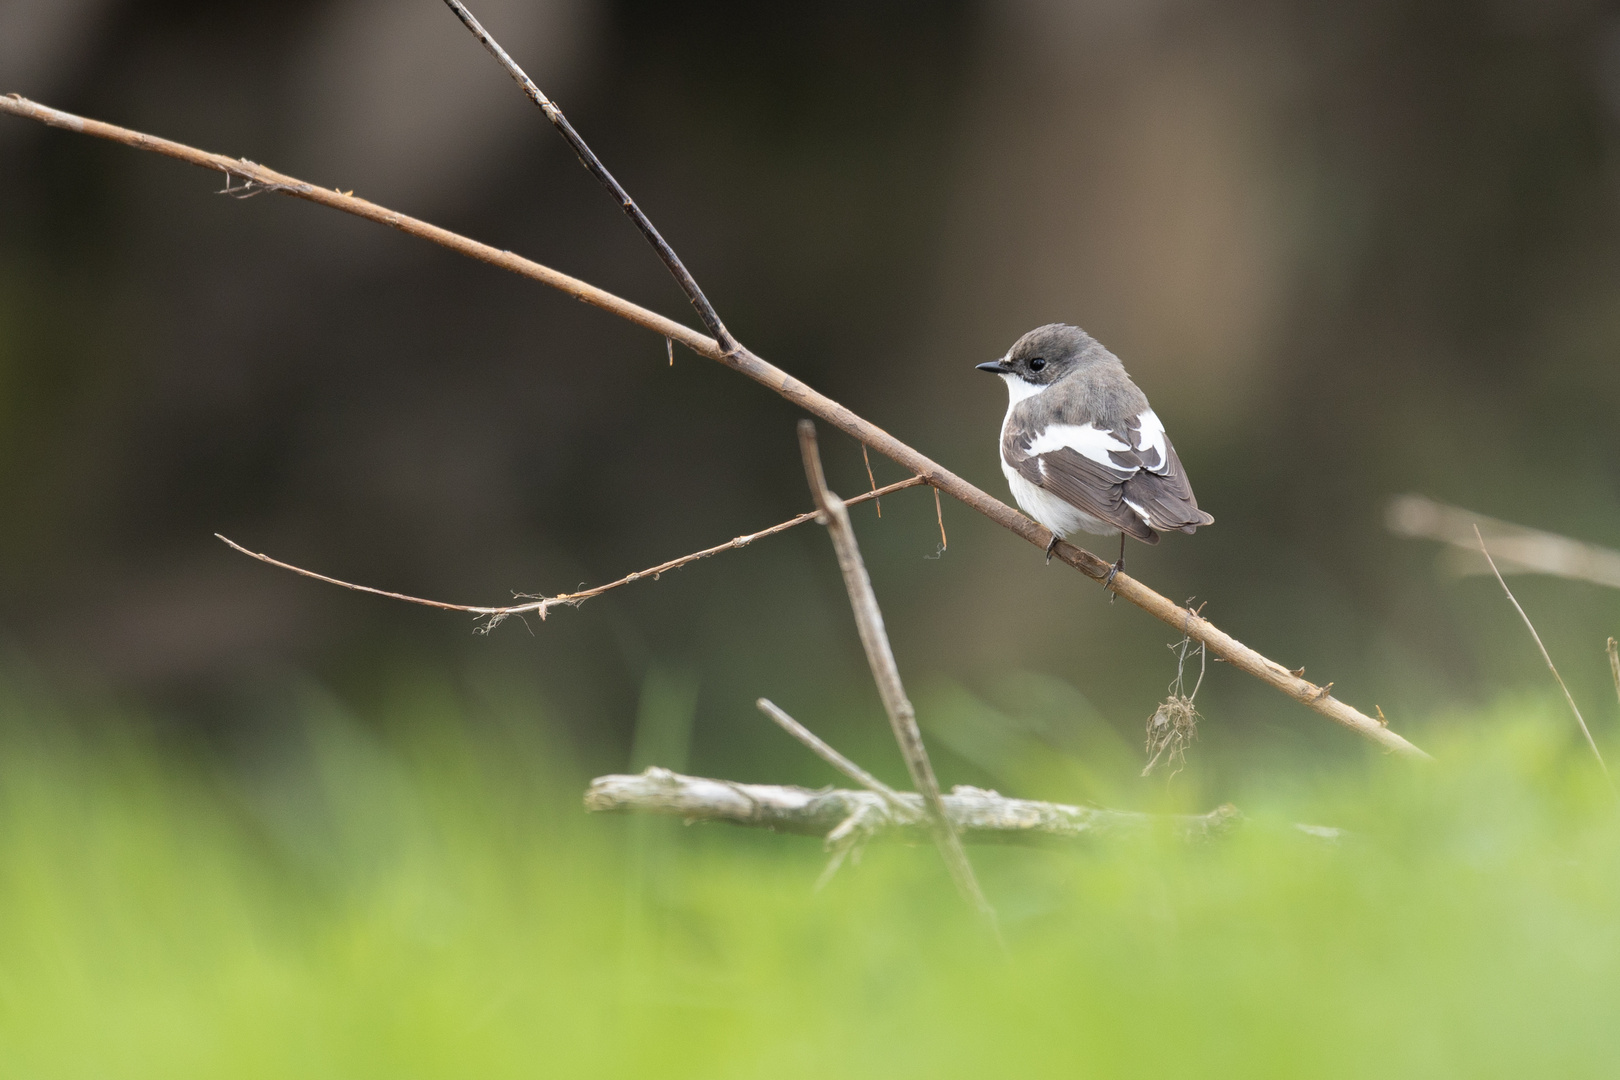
left=1022, top=410, right=1171, bottom=477
left=1025, top=422, right=1132, bottom=467
left=1134, top=409, right=1168, bottom=473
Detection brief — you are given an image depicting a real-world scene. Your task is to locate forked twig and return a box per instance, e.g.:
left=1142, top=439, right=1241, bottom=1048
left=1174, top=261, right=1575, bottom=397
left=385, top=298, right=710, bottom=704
left=1476, top=527, right=1614, bottom=790
left=0, top=93, right=1429, bottom=760
left=440, top=0, right=736, bottom=353
left=798, top=421, right=995, bottom=925
left=756, top=698, right=912, bottom=817
left=215, top=475, right=924, bottom=628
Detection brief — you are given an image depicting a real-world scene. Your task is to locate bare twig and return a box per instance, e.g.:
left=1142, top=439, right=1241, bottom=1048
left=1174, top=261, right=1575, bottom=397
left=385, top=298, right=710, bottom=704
left=1475, top=527, right=1613, bottom=789
left=934, top=488, right=947, bottom=552
left=755, top=698, right=912, bottom=816
left=797, top=421, right=994, bottom=923
left=1389, top=494, right=1620, bottom=590
left=861, top=444, right=881, bottom=517
left=1609, top=637, right=1620, bottom=713
left=439, top=0, right=736, bottom=354
left=586, top=767, right=1246, bottom=845
left=0, top=94, right=1429, bottom=760
left=215, top=475, right=925, bottom=628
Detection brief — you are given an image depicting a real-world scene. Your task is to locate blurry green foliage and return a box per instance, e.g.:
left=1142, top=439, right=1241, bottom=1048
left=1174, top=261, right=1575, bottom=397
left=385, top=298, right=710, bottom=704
left=0, top=673, right=1615, bottom=1078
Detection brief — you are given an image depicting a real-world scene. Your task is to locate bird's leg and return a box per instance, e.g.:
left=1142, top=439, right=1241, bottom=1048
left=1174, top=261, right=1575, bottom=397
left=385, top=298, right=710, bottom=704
left=1044, top=532, right=1060, bottom=564
left=1102, top=533, right=1126, bottom=592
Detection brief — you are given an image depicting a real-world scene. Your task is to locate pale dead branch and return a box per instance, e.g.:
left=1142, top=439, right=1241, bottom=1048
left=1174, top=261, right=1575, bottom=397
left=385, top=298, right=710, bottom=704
left=0, top=92, right=1429, bottom=760
left=1388, top=494, right=1620, bottom=590
left=585, top=767, right=1246, bottom=846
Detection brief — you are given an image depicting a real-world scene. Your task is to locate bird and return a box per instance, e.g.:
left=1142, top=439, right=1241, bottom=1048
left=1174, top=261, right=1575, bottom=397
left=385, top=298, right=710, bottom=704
left=976, top=323, right=1212, bottom=584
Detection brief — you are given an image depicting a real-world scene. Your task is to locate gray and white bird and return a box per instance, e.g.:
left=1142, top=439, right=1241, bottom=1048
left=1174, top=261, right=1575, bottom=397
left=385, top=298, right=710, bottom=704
left=977, top=323, right=1213, bottom=580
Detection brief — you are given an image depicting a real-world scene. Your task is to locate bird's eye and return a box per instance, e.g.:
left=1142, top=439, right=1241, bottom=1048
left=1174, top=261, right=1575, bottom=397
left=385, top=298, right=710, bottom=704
left=1028, top=357, right=1046, bottom=372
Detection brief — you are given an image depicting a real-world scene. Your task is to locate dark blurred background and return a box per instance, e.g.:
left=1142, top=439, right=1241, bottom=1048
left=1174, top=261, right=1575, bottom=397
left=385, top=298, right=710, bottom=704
left=2, top=0, right=1619, bottom=796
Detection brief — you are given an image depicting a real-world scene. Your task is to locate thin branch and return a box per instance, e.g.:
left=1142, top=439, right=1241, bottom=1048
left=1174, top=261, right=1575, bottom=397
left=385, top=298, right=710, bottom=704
left=861, top=444, right=881, bottom=517
left=1389, top=494, right=1620, bottom=590
left=1609, top=637, right=1620, bottom=713
left=0, top=94, right=1429, bottom=760
left=585, top=767, right=1249, bottom=845
left=216, top=475, right=926, bottom=627
left=755, top=698, right=912, bottom=816
left=797, top=421, right=994, bottom=924
left=1476, top=526, right=1614, bottom=789
left=439, top=0, right=735, bottom=353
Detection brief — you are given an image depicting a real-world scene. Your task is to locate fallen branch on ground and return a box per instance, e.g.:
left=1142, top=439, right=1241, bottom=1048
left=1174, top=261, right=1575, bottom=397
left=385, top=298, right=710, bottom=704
left=585, top=767, right=1248, bottom=845
left=0, top=90, right=1428, bottom=761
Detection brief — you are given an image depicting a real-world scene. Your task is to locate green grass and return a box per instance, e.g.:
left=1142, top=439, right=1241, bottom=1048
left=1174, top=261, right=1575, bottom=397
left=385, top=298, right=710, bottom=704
left=0, top=680, right=1615, bottom=1078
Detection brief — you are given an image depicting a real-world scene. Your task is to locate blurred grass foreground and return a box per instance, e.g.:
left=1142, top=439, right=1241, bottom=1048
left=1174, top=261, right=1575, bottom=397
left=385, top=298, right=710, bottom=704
left=0, top=675, right=1616, bottom=1078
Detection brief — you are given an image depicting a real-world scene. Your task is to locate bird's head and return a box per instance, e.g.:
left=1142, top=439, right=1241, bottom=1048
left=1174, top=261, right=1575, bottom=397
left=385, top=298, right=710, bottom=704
left=975, top=323, right=1098, bottom=390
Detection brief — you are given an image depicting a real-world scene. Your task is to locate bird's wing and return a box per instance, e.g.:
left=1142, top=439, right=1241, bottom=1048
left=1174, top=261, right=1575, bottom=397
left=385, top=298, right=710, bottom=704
left=1006, top=408, right=1213, bottom=538
left=1114, top=411, right=1214, bottom=533
left=1003, top=419, right=1156, bottom=541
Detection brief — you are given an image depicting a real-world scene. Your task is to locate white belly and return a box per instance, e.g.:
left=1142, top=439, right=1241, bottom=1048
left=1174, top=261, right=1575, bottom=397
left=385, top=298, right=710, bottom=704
left=997, top=375, right=1119, bottom=538
left=1001, top=459, right=1120, bottom=538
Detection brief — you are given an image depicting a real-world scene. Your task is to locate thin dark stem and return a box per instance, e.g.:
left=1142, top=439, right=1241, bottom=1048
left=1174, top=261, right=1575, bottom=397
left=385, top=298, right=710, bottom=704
left=439, top=0, right=736, bottom=353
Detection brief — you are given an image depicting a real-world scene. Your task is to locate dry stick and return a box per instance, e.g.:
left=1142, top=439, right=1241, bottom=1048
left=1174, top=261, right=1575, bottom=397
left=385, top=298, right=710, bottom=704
left=215, top=475, right=925, bottom=625
left=1476, top=526, right=1614, bottom=789
left=1609, top=637, right=1620, bottom=712
left=756, top=695, right=916, bottom=890
left=0, top=95, right=1428, bottom=761
left=861, top=444, right=882, bottom=517
left=586, top=768, right=1248, bottom=845
left=797, top=421, right=995, bottom=923
left=756, top=698, right=912, bottom=816
left=439, top=0, right=736, bottom=354
left=1388, top=494, right=1620, bottom=590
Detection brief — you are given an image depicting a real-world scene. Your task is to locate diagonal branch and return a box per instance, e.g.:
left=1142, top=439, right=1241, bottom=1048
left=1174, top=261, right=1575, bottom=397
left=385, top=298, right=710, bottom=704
left=1476, top=527, right=1614, bottom=791
left=0, top=93, right=1429, bottom=760
left=756, top=698, right=913, bottom=817
left=797, top=421, right=995, bottom=924
left=439, top=0, right=735, bottom=353
left=215, top=475, right=925, bottom=627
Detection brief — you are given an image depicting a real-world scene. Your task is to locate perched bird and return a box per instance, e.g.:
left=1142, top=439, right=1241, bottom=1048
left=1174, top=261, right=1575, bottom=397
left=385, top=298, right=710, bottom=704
left=977, top=323, right=1212, bottom=582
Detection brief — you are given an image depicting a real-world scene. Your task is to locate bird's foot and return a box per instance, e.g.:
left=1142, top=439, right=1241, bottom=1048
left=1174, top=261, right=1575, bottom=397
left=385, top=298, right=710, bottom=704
left=1044, top=534, right=1060, bottom=565
left=1102, top=557, right=1124, bottom=600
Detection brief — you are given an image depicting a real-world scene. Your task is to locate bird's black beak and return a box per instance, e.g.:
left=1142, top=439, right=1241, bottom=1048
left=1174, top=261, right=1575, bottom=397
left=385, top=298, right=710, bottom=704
left=976, top=360, right=1009, bottom=374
